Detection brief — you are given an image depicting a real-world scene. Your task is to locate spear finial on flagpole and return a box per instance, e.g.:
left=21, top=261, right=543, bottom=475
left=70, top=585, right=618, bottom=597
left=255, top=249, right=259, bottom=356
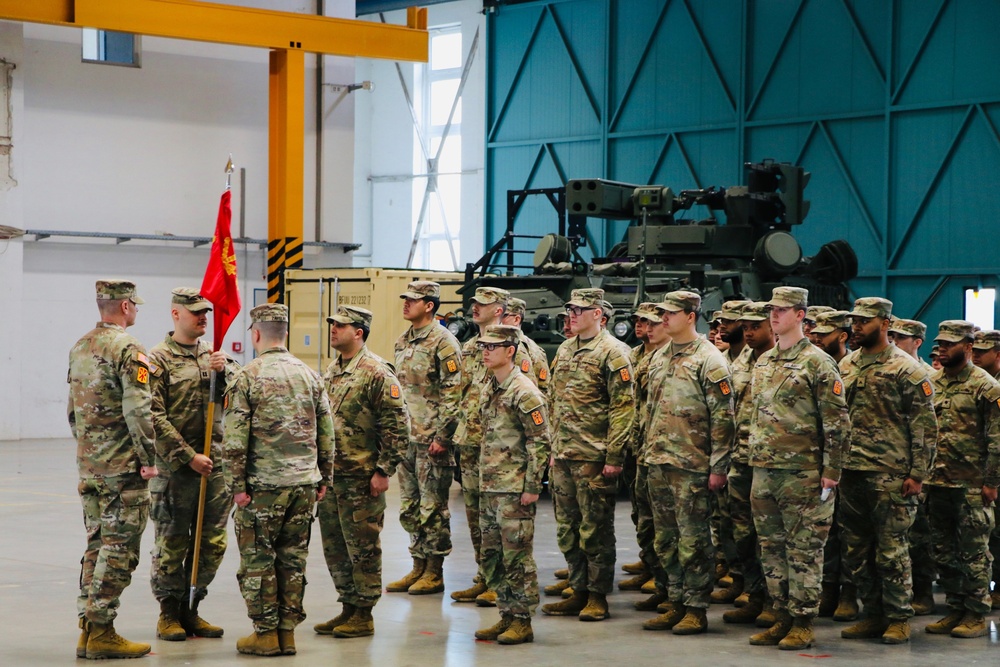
left=225, top=154, right=235, bottom=190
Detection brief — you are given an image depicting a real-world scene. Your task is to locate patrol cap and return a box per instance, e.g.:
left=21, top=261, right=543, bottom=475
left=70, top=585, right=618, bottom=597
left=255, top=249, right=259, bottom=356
left=739, top=302, right=769, bottom=322
left=767, top=286, right=808, bottom=308
left=661, top=290, right=701, bottom=313
left=249, top=303, right=288, bottom=326
left=710, top=310, right=723, bottom=324
left=479, top=324, right=520, bottom=346
left=888, top=318, right=927, bottom=339
left=973, top=329, right=1000, bottom=351
left=601, top=300, right=615, bottom=321
left=400, top=281, right=440, bottom=300
left=811, top=310, right=852, bottom=335
left=850, top=297, right=893, bottom=320
left=930, top=344, right=940, bottom=357
left=633, top=302, right=664, bottom=324
left=566, top=288, right=605, bottom=308
left=96, top=279, right=144, bottom=305
left=721, top=300, right=752, bottom=321
left=327, top=305, right=373, bottom=329
left=934, top=319, right=976, bottom=343
left=471, top=286, right=510, bottom=307
left=507, top=297, right=527, bottom=316
left=171, top=287, right=212, bottom=312
left=805, top=305, right=834, bottom=323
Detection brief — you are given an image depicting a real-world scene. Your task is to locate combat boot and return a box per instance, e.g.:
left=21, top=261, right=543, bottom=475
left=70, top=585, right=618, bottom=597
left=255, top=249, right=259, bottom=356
left=641, top=578, right=657, bottom=594
left=733, top=591, right=750, bottom=607
left=578, top=592, right=610, bottom=621
left=711, top=574, right=745, bottom=604
left=76, top=618, right=89, bottom=659
left=561, top=586, right=575, bottom=599
left=817, top=581, right=839, bottom=617
left=333, top=607, right=374, bottom=638
left=951, top=611, right=988, bottom=638
left=554, top=567, right=570, bottom=579
left=543, top=579, right=571, bottom=596
left=833, top=583, right=859, bottom=621
left=622, top=560, right=645, bottom=575
left=386, top=557, right=426, bottom=592
left=86, top=622, right=152, bottom=660
left=715, top=557, right=729, bottom=584
left=748, top=609, right=793, bottom=646
left=911, top=581, right=934, bottom=615
left=643, top=602, right=685, bottom=631
left=925, top=609, right=964, bottom=634
left=156, top=597, right=187, bottom=641
left=475, top=613, right=513, bottom=640
left=497, top=617, right=534, bottom=645
left=618, top=574, right=651, bottom=591
left=778, top=616, right=814, bottom=650
left=180, top=598, right=224, bottom=638
left=672, top=607, right=708, bottom=635
left=475, top=590, right=498, bottom=607
left=755, top=599, right=777, bottom=628
left=278, top=629, right=295, bottom=655
left=236, top=629, right=280, bottom=656
left=634, top=590, right=669, bottom=612
left=541, top=590, right=588, bottom=616
left=723, top=591, right=765, bottom=624
left=451, top=581, right=488, bottom=603
left=408, top=556, right=445, bottom=595
left=882, top=619, right=910, bottom=644
left=314, top=603, right=356, bottom=634
left=841, top=615, right=888, bottom=639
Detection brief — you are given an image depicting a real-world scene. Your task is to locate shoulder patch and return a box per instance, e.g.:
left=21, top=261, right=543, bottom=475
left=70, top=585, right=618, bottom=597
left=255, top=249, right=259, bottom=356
left=921, top=380, right=933, bottom=397
left=607, top=351, right=629, bottom=373
left=619, top=367, right=631, bottom=382
left=446, top=358, right=459, bottom=374
left=539, top=366, right=548, bottom=381
left=706, top=366, right=729, bottom=384
left=390, top=383, right=401, bottom=399
left=531, top=409, right=545, bottom=426
left=136, top=365, right=149, bottom=384
left=719, top=379, right=732, bottom=395
left=521, top=358, right=531, bottom=373
left=833, top=379, right=843, bottom=396
left=135, top=351, right=149, bottom=366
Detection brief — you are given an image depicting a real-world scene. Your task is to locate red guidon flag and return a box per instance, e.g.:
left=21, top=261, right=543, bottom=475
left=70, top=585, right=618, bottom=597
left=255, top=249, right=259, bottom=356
left=200, top=189, right=241, bottom=351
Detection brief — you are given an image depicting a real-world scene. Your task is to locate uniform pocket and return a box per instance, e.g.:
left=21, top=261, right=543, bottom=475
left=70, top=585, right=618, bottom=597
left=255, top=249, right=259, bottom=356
left=119, top=488, right=150, bottom=508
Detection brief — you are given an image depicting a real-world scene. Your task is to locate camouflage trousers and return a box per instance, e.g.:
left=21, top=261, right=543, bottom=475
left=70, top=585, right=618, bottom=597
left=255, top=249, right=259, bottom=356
left=634, top=464, right=668, bottom=589
left=909, top=495, right=935, bottom=588
left=728, top=461, right=765, bottom=594
left=550, top=459, right=617, bottom=595
left=991, top=505, right=1000, bottom=584
left=317, top=476, right=386, bottom=608
left=458, top=445, right=483, bottom=576
left=926, top=485, right=994, bottom=614
left=149, top=466, right=230, bottom=602
left=77, top=475, right=150, bottom=624
left=623, top=449, right=638, bottom=529
left=234, top=485, right=316, bottom=632
left=837, top=471, right=917, bottom=619
left=648, top=464, right=715, bottom=608
left=480, top=493, right=539, bottom=618
left=821, top=500, right=848, bottom=586
left=751, top=467, right=834, bottom=617
left=397, top=441, right=454, bottom=559
left=711, top=483, right=738, bottom=569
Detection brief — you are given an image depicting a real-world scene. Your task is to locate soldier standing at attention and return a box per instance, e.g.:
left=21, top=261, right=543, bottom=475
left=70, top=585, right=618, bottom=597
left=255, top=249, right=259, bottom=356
left=640, top=291, right=734, bottom=635
left=473, top=325, right=551, bottom=645
left=387, top=281, right=463, bottom=595
left=803, top=305, right=835, bottom=337
left=69, top=279, right=158, bottom=660
left=148, top=288, right=233, bottom=642
left=502, top=297, right=550, bottom=389
left=808, top=311, right=852, bottom=363
left=971, top=329, right=1000, bottom=609
left=747, top=286, right=850, bottom=650
left=836, top=298, right=937, bottom=645
left=923, top=320, right=1000, bottom=638
left=223, top=304, right=334, bottom=656
left=314, top=306, right=410, bottom=639
left=541, top=288, right=635, bottom=622
left=889, top=319, right=934, bottom=374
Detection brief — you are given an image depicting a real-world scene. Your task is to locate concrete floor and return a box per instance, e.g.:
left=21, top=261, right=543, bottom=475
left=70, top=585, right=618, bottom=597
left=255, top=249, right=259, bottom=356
left=2, top=439, right=999, bottom=666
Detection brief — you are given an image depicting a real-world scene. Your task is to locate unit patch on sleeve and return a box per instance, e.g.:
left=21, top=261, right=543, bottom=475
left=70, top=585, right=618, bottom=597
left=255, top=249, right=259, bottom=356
left=531, top=410, right=545, bottom=425
left=921, top=381, right=933, bottom=397
left=620, top=368, right=631, bottom=382
left=719, top=380, right=731, bottom=395
left=136, top=366, right=149, bottom=384
left=833, top=380, right=843, bottom=396
left=446, top=359, right=458, bottom=374
left=390, top=384, right=401, bottom=399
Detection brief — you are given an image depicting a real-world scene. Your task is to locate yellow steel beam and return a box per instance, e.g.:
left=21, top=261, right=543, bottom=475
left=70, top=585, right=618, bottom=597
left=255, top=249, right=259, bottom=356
left=0, top=0, right=74, bottom=27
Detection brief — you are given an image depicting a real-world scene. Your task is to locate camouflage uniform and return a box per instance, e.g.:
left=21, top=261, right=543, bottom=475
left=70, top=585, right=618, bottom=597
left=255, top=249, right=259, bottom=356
left=319, top=335, right=410, bottom=610
left=69, top=280, right=156, bottom=626
left=837, top=299, right=937, bottom=621
left=549, top=296, right=635, bottom=596
left=507, top=297, right=550, bottom=390
left=972, top=330, right=1000, bottom=594
left=223, top=304, right=335, bottom=633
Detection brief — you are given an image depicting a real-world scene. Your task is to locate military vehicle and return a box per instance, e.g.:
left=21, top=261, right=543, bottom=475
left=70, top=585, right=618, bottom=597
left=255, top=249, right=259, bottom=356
left=446, top=160, right=858, bottom=357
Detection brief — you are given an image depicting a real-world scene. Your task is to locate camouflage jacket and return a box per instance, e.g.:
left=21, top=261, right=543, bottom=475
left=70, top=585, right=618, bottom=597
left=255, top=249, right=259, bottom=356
left=629, top=351, right=656, bottom=460
left=394, top=322, right=463, bottom=450
left=517, top=329, right=550, bottom=390
left=749, top=337, right=851, bottom=480
left=839, top=345, right=938, bottom=481
left=148, top=335, right=237, bottom=472
left=454, top=331, right=533, bottom=447
left=324, top=345, right=410, bottom=478
left=67, top=322, right=156, bottom=478
left=731, top=346, right=759, bottom=465
left=222, top=346, right=334, bottom=493
left=479, top=368, right=550, bottom=494
left=928, top=363, right=1000, bottom=489
left=549, top=329, right=635, bottom=466
left=643, top=337, right=735, bottom=475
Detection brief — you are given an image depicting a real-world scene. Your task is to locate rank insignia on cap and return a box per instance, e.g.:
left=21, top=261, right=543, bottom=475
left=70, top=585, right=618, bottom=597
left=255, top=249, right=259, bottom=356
left=521, top=359, right=531, bottom=373
left=531, top=410, right=544, bottom=425
left=390, top=384, right=401, bottom=399
left=833, top=380, right=843, bottom=396
left=921, top=381, right=932, bottom=397
left=720, top=380, right=731, bottom=396
left=446, top=359, right=458, bottom=373
left=136, top=367, right=149, bottom=384
left=620, top=368, right=631, bottom=382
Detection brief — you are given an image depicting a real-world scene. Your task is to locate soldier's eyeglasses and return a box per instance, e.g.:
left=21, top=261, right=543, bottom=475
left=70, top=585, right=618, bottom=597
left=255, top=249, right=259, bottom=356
left=477, top=342, right=513, bottom=351
left=565, top=306, right=597, bottom=316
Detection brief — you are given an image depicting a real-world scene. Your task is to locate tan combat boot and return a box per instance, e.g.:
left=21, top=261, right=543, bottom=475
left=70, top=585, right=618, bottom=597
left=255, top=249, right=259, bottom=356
left=748, top=609, right=793, bottom=646
left=817, top=581, right=839, bottom=617
left=634, top=590, right=670, bottom=612
left=543, top=579, right=572, bottom=596
left=475, top=590, right=498, bottom=607
left=723, top=591, right=765, bottom=624
left=733, top=591, right=750, bottom=607
left=841, top=614, right=888, bottom=639
left=951, top=611, right=988, bottom=638
left=711, top=574, right=745, bottom=604
left=882, top=619, right=910, bottom=644
left=618, top=573, right=652, bottom=591
left=621, top=560, right=645, bottom=575
left=641, top=578, right=658, bottom=594
left=554, top=567, right=570, bottom=579
left=156, top=598, right=187, bottom=641
left=755, top=598, right=777, bottom=628
left=236, top=629, right=281, bottom=656
left=561, top=586, right=576, bottom=599
left=911, top=581, right=935, bottom=616
left=475, top=613, right=513, bottom=640
left=925, top=609, right=965, bottom=634
left=180, top=598, right=224, bottom=638
left=673, top=607, right=708, bottom=635
left=333, top=606, right=374, bottom=638
left=76, top=618, right=89, bottom=659
left=86, top=622, right=152, bottom=660
left=451, top=581, right=488, bottom=603
left=578, top=592, right=610, bottom=621
left=778, top=616, right=814, bottom=650
left=408, top=556, right=445, bottom=595
left=386, top=557, right=426, bottom=593
left=278, top=629, right=295, bottom=655
left=642, top=601, right=685, bottom=631
left=541, top=590, right=588, bottom=616
left=833, top=583, right=859, bottom=621
left=497, top=617, right=534, bottom=645
left=314, top=603, right=356, bottom=635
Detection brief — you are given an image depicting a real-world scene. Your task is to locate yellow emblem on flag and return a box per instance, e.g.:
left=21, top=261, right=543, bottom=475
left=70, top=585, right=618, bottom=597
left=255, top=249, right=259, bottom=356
left=222, top=237, right=237, bottom=276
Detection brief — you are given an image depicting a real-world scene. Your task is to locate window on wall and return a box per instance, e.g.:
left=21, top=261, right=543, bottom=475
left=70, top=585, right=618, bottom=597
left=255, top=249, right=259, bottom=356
left=964, top=287, right=996, bottom=330
left=82, top=29, right=141, bottom=67
left=411, top=26, right=463, bottom=271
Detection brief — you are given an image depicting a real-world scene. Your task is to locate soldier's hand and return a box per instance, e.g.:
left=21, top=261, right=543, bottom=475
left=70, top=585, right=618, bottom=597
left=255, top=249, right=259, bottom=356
left=209, top=351, right=227, bottom=372
left=370, top=471, right=390, bottom=497
left=901, top=477, right=922, bottom=497
left=189, top=453, right=213, bottom=477
left=520, top=492, right=539, bottom=506
left=234, top=492, right=251, bottom=508
left=140, top=466, right=159, bottom=480
left=708, top=473, right=727, bottom=492
left=821, top=477, right=838, bottom=489
left=317, top=485, right=327, bottom=502
left=602, top=464, right=623, bottom=478
left=983, top=485, right=998, bottom=505
left=428, top=440, right=447, bottom=456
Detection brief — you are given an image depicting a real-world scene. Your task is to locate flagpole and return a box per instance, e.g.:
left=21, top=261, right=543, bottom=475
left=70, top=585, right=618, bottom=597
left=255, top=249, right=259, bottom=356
left=189, top=156, right=235, bottom=609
